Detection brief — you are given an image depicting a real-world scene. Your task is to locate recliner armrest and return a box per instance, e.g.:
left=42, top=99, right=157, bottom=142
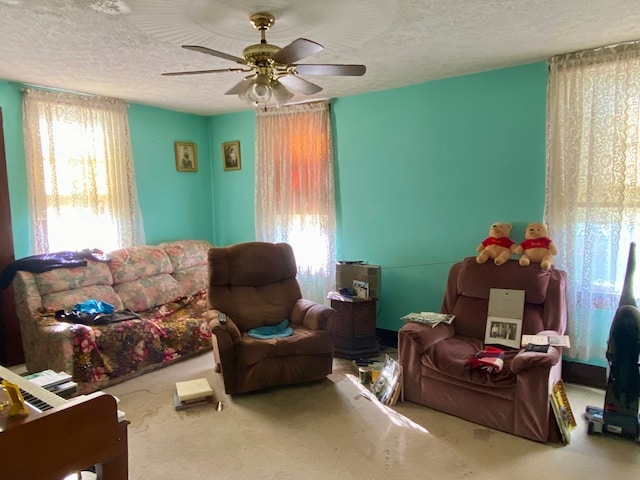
left=210, top=321, right=240, bottom=341
left=511, top=329, right=564, bottom=372
left=291, top=298, right=337, bottom=333
left=206, top=310, right=240, bottom=393
left=398, top=322, right=455, bottom=354
left=511, top=347, right=561, bottom=373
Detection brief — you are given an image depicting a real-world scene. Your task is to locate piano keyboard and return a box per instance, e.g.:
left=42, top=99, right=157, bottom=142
left=0, top=365, right=67, bottom=412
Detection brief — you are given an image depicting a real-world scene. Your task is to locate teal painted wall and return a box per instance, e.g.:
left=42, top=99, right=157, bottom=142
left=210, top=62, right=548, bottom=331
left=209, top=111, right=256, bottom=246
left=128, top=104, right=213, bottom=244
left=333, top=63, right=548, bottom=330
left=0, top=81, right=214, bottom=258
left=2, top=62, right=548, bottom=333
left=0, top=82, right=29, bottom=257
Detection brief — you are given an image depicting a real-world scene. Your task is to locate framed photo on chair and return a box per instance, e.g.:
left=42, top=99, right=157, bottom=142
left=484, top=288, right=524, bottom=349
left=484, top=316, right=523, bottom=349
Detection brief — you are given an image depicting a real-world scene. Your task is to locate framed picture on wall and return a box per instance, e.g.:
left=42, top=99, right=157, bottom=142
left=222, top=140, right=241, bottom=171
left=175, top=142, right=198, bottom=172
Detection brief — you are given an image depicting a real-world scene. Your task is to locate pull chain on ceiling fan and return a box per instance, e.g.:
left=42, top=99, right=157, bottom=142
left=162, top=12, right=366, bottom=108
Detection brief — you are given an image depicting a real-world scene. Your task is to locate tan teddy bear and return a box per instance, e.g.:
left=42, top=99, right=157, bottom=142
left=476, top=222, right=515, bottom=266
left=514, top=222, right=558, bottom=270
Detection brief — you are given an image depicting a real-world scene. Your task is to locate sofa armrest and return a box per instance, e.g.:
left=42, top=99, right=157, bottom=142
left=22, top=322, right=76, bottom=374
left=291, top=299, right=337, bottom=334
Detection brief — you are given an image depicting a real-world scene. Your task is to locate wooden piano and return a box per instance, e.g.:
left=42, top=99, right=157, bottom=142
left=0, top=365, right=129, bottom=480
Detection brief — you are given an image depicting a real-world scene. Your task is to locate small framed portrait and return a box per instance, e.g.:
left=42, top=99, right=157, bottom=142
left=175, top=142, right=198, bottom=172
left=222, top=141, right=241, bottom=171
left=484, top=316, right=523, bottom=349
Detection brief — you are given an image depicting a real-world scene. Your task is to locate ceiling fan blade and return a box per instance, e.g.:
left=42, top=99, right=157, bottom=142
left=162, top=68, right=248, bottom=77
left=182, top=45, right=247, bottom=65
left=278, top=75, right=323, bottom=95
left=294, top=64, right=366, bottom=76
left=271, top=81, right=295, bottom=106
left=271, top=38, right=324, bottom=65
left=225, top=78, right=253, bottom=96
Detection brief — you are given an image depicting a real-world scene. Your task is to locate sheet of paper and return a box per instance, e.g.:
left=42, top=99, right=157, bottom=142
left=488, top=288, right=525, bottom=319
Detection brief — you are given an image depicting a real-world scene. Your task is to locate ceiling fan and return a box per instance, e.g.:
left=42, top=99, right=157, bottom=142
left=162, top=12, right=366, bottom=107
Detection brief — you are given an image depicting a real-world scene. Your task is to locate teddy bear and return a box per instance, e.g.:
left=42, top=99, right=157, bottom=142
left=476, top=222, right=515, bottom=266
left=514, top=222, right=558, bottom=270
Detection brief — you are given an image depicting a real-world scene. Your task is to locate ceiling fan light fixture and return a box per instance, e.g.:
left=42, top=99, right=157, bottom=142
left=271, top=80, right=294, bottom=106
left=245, top=74, right=272, bottom=105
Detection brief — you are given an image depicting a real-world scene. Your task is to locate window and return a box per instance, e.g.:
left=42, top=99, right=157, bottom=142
left=546, top=42, right=640, bottom=367
left=22, top=89, right=144, bottom=254
left=255, top=102, right=336, bottom=303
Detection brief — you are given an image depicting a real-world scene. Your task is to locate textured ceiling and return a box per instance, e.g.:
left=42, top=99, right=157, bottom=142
left=1, top=0, right=640, bottom=116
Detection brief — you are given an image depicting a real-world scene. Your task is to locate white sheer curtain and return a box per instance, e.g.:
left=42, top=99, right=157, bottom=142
left=255, top=101, right=336, bottom=303
left=23, top=89, right=145, bottom=254
left=546, top=42, right=640, bottom=367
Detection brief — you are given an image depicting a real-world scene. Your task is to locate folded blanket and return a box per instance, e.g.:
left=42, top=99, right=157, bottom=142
left=248, top=319, right=293, bottom=340
left=466, top=346, right=505, bottom=373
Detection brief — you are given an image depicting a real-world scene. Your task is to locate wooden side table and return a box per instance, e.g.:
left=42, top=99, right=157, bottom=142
left=331, top=298, right=379, bottom=359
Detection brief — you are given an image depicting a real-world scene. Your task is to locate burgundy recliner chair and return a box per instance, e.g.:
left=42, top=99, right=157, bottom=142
left=207, top=242, right=337, bottom=394
left=399, top=257, right=567, bottom=442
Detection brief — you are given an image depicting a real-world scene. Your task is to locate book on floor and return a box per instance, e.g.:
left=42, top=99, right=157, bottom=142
left=549, top=380, right=576, bottom=445
left=175, top=377, right=214, bottom=402
left=173, top=391, right=215, bottom=411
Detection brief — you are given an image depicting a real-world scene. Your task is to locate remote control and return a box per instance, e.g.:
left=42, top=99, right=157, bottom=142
left=219, top=312, right=227, bottom=324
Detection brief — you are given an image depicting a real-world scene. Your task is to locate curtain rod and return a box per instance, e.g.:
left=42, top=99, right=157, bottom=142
left=549, top=38, right=640, bottom=63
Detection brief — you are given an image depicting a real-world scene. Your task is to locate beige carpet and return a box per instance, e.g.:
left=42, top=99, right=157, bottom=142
left=105, top=350, right=639, bottom=480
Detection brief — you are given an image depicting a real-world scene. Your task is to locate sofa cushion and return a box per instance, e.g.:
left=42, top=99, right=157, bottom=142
left=160, top=240, right=212, bottom=271
left=108, top=245, right=173, bottom=284
left=34, top=260, right=114, bottom=295
left=41, top=284, right=124, bottom=313
left=425, top=336, right=518, bottom=388
left=159, top=240, right=211, bottom=296
left=237, top=327, right=333, bottom=366
left=109, top=245, right=182, bottom=311
left=171, top=266, right=208, bottom=297
left=114, top=274, right=182, bottom=312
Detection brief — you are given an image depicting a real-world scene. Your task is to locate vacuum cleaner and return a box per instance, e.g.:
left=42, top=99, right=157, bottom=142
left=585, top=242, right=640, bottom=441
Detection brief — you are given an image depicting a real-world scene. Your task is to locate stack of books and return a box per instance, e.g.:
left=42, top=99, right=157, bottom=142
left=173, top=378, right=216, bottom=411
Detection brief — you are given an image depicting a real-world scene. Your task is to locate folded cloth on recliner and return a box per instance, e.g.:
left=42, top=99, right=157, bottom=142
left=466, top=346, right=505, bottom=373
left=248, top=319, right=293, bottom=339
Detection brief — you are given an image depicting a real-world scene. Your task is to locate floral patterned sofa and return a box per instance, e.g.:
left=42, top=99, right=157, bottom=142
left=12, top=239, right=214, bottom=393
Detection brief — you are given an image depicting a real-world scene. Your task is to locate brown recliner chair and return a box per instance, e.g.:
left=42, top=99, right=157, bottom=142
left=399, top=257, right=567, bottom=442
left=207, top=241, right=338, bottom=394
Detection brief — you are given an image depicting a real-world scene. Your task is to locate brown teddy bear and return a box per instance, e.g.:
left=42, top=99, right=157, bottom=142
left=476, top=222, right=515, bottom=265
left=514, top=222, right=558, bottom=270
